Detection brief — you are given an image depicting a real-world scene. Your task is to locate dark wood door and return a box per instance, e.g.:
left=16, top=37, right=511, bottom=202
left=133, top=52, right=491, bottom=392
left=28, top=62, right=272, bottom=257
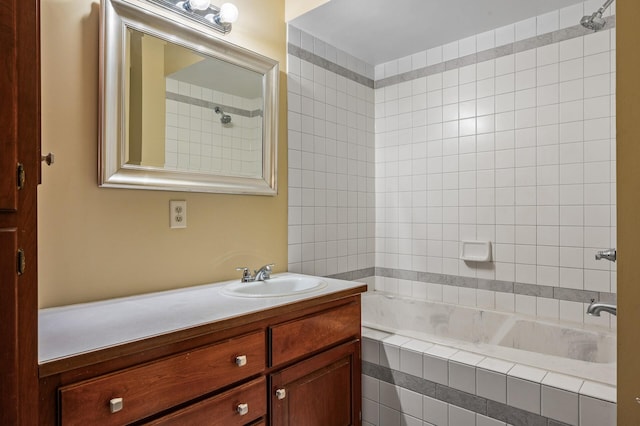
left=270, top=340, right=361, bottom=426
left=0, top=0, right=40, bottom=424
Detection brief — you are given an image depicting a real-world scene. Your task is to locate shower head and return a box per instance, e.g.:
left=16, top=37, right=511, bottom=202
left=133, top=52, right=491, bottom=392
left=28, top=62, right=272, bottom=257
left=220, top=114, right=232, bottom=124
left=580, top=12, right=607, bottom=31
left=214, top=106, right=232, bottom=124
left=580, top=0, right=614, bottom=31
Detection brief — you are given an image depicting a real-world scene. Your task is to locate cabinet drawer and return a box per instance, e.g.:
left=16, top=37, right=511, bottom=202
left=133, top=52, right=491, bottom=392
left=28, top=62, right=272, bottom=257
left=144, top=376, right=266, bottom=426
left=59, top=331, right=265, bottom=426
left=270, top=301, right=360, bottom=366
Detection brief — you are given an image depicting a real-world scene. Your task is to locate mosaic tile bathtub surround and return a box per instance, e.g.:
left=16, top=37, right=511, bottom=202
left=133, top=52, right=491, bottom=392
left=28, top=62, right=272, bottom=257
left=287, top=0, right=617, bottom=327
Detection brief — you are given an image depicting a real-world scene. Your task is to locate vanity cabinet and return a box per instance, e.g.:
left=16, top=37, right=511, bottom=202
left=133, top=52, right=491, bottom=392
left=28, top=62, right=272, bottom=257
left=39, top=290, right=364, bottom=426
left=270, top=341, right=360, bottom=426
left=269, top=301, right=361, bottom=426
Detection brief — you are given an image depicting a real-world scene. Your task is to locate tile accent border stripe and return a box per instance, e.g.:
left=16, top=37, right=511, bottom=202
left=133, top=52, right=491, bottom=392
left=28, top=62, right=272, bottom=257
left=324, top=267, right=616, bottom=304
left=363, top=361, right=571, bottom=426
left=166, top=91, right=262, bottom=118
left=288, top=16, right=615, bottom=91
left=373, top=267, right=616, bottom=304
left=375, top=16, right=616, bottom=89
left=326, top=267, right=375, bottom=282
left=287, top=43, right=375, bottom=89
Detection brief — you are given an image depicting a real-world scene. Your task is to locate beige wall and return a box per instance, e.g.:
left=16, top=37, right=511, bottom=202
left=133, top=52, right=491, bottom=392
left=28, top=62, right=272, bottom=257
left=38, top=0, right=287, bottom=307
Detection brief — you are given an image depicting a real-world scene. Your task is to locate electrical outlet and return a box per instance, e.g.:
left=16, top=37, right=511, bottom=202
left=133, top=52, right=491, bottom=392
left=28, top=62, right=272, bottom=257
left=170, top=200, right=187, bottom=229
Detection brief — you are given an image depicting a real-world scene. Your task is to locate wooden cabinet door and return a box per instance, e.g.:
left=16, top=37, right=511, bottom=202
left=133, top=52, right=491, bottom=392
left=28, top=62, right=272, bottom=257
left=0, top=0, right=40, bottom=424
left=270, top=340, right=361, bottom=426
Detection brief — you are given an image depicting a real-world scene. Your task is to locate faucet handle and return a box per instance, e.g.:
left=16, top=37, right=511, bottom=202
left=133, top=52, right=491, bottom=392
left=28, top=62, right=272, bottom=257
left=236, top=267, right=252, bottom=282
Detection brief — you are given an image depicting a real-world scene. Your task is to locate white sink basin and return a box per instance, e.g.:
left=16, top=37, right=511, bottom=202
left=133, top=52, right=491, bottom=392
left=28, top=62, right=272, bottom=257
left=221, top=276, right=328, bottom=298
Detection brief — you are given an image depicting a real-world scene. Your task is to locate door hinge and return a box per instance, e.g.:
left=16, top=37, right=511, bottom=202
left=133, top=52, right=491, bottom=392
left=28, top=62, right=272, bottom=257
left=17, top=163, right=25, bottom=190
left=17, top=249, right=25, bottom=276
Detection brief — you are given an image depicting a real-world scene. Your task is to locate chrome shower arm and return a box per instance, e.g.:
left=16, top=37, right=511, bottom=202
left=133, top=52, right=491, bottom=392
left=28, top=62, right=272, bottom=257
left=596, top=0, right=615, bottom=16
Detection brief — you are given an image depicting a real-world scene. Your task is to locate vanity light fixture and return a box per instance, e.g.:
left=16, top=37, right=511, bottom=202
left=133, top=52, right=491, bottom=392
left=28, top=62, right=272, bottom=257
left=150, top=0, right=239, bottom=34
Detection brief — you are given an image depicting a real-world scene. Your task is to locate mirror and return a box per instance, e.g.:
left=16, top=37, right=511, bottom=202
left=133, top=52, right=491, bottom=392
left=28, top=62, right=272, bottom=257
left=100, top=0, right=279, bottom=195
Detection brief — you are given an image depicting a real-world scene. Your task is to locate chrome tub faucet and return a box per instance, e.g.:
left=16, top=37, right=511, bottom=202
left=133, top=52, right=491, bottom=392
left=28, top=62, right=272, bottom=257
left=587, top=299, right=617, bottom=316
left=595, top=248, right=616, bottom=262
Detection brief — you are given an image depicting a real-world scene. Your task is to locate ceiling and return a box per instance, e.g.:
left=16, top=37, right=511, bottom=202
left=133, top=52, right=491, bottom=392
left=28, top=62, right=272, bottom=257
left=291, top=0, right=588, bottom=66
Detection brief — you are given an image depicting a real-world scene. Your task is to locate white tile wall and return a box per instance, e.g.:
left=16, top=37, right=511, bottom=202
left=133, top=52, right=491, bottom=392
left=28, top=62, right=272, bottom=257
left=542, top=385, right=579, bottom=425
left=400, top=340, right=432, bottom=377
left=476, top=368, right=507, bottom=403
left=287, top=27, right=376, bottom=277
left=381, top=335, right=411, bottom=370
left=165, top=78, right=261, bottom=175
left=424, top=395, right=448, bottom=426
left=507, top=376, right=541, bottom=414
left=351, top=4, right=617, bottom=424
left=579, top=395, right=617, bottom=426
left=290, top=15, right=617, bottom=425
left=449, top=405, right=476, bottom=426
left=476, top=414, right=506, bottom=426
left=372, top=2, right=616, bottom=325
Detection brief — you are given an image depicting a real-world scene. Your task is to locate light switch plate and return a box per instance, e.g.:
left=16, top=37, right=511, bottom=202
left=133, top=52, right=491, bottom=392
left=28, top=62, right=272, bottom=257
left=170, top=200, right=187, bottom=228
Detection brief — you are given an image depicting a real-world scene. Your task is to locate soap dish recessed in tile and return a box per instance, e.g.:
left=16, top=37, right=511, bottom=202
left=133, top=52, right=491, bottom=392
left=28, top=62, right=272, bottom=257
left=460, top=240, right=492, bottom=262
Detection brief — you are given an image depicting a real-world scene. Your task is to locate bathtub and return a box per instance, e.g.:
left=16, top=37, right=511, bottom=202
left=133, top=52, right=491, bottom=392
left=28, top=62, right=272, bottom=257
left=362, top=291, right=616, bottom=385
left=360, top=291, right=617, bottom=426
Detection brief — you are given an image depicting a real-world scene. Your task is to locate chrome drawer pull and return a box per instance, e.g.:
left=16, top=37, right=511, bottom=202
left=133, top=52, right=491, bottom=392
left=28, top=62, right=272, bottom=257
left=275, top=388, right=286, bottom=400
left=236, top=403, right=249, bottom=416
left=109, top=397, right=123, bottom=413
left=235, top=355, right=247, bottom=367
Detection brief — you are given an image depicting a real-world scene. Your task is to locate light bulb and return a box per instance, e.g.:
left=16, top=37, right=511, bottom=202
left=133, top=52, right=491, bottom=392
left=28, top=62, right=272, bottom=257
left=218, top=3, right=239, bottom=24
left=186, top=0, right=210, bottom=11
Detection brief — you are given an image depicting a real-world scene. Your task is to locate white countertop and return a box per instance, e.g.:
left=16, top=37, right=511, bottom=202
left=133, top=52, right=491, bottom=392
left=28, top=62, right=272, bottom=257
left=39, top=273, right=365, bottom=364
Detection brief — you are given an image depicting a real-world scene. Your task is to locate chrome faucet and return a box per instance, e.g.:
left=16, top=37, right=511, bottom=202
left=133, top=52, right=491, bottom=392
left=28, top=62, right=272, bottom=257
left=236, top=267, right=253, bottom=283
left=253, top=263, right=274, bottom=281
left=587, top=299, right=617, bottom=316
left=595, top=248, right=616, bottom=262
left=236, top=263, right=275, bottom=282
